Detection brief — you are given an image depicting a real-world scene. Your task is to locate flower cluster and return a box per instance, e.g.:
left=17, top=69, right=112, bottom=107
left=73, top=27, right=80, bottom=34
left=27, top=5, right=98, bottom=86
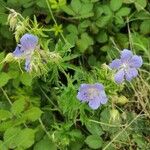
left=12, top=34, right=143, bottom=110
left=13, top=33, right=38, bottom=71
left=77, top=49, right=143, bottom=110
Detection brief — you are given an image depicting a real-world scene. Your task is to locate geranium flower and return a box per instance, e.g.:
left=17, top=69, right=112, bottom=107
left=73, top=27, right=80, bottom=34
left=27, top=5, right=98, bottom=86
left=13, top=33, right=38, bottom=71
left=109, top=49, right=143, bottom=83
left=77, top=83, right=108, bottom=110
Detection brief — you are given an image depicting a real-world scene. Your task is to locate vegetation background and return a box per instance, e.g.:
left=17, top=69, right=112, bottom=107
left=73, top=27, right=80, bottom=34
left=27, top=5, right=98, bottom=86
left=0, top=0, right=150, bottom=149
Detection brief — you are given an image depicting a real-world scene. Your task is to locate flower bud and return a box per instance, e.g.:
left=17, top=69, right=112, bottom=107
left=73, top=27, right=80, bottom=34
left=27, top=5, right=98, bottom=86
left=117, top=96, right=129, bottom=105
left=110, top=109, right=120, bottom=122
left=7, top=9, right=18, bottom=31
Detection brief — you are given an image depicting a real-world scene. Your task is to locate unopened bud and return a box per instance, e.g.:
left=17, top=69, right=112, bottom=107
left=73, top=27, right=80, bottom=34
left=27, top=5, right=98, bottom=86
left=117, top=96, right=128, bottom=105
left=7, top=9, right=18, bottom=31
left=110, top=109, right=120, bottom=122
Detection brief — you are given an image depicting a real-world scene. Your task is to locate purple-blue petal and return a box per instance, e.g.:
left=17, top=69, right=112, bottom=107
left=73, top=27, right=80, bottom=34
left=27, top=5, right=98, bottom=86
left=88, top=98, right=101, bottom=110
left=77, top=84, right=89, bottom=102
left=109, top=59, right=122, bottom=69
left=13, top=46, right=23, bottom=57
left=20, top=33, right=38, bottom=51
left=120, top=49, right=133, bottom=62
left=99, top=91, right=108, bottom=104
left=114, top=69, right=125, bottom=84
left=25, top=58, right=31, bottom=72
left=94, top=83, right=104, bottom=91
left=129, top=55, right=143, bottom=68
left=125, top=68, right=138, bottom=81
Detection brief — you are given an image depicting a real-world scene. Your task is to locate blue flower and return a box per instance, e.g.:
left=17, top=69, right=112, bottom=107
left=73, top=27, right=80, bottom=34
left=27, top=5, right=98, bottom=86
left=77, top=83, right=108, bottom=110
left=109, top=49, right=143, bottom=84
left=13, top=33, right=38, bottom=71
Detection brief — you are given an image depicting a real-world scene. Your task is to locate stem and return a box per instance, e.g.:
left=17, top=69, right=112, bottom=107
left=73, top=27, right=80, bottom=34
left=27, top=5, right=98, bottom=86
left=39, top=118, right=51, bottom=139
left=1, top=88, right=13, bottom=105
left=46, top=0, right=67, bottom=43
left=89, top=119, right=125, bottom=127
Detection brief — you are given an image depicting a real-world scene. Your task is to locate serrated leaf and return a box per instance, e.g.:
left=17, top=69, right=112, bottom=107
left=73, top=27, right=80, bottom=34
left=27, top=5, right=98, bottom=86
left=62, top=0, right=93, bottom=19
left=96, top=16, right=111, bottom=28
left=79, top=3, right=93, bottom=15
left=23, top=107, right=43, bottom=121
left=33, top=137, right=57, bottom=150
left=4, top=127, right=35, bottom=149
left=110, top=0, right=123, bottom=11
left=20, top=73, right=32, bottom=86
left=0, top=120, right=14, bottom=132
left=85, top=135, right=103, bottom=149
left=116, top=7, right=131, bottom=16
left=61, top=5, right=76, bottom=16
left=11, top=99, right=26, bottom=115
left=0, top=110, right=12, bottom=121
left=0, top=72, right=10, bottom=87
left=4, top=127, right=21, bottom=149
left=0, top=140, right=7, bottom=150
left=134, top=0, right=147, bottom=11
left=96, top=30, right=108, bottom=43
left=67, top=24, right=78, bottom=35
left=140, top=20, right=150, bottom=34
left=86, top=122, right=103, bottom=136
left=76, top=33, right=93, bottom=52
left=16, top=128, right=35, bottom=149
left=71, top=0, right=81, bottom=13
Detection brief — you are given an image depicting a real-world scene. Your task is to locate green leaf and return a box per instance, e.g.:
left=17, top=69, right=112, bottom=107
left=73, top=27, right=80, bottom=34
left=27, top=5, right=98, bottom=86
left=85, top=135, right=103, bottom=149
left=96, top=30, right=108, bottom=43
left=116, top=7, right=131, bottom=16
left=16, top=128, right=35, bottom=149
left=23, top=107, right=43, bottom=121
left=0, top=120, right=14, bottom=132
left=140, top=20, right=150, bottom=34
left=4, top=127, right=35, bottom=149
left=110, top=0, right=123, bottom=11
left=34, top=137, right=57, bottom=150
left=62, top=0, right=93, bottom=19
left=96, top=16, right=111, bottom=28
left=134, top=0, right=147, bottom=11
left=86, top=122, right=103, bottom=136
left=20, top=73, right=32, bottom=86
left=66, top=24, right=78, bottom=35
left=71, top=0, right=81, bottom=13
left=0, top=72, right=10, bottom=87
left=0, top=140, right=7, bottom=150
left=11, top=99, right=26, bottom=115
left=4, top=127, right=21, bottom=149
left=61, top=5, right=76, bottom=16
left=0, top=110, right=12, bottom=121
left=76, top=33, right=93, bottom=53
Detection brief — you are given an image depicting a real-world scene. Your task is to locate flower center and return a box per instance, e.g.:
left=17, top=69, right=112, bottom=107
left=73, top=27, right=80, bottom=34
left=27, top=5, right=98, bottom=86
left=122, top=63, right=129, bottom=70
left=87, top=87, right=99, bottom=100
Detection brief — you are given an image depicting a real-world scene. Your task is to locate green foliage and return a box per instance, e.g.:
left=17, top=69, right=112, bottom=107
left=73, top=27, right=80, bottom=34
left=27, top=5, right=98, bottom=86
left=110, top=0, right=123, bottom=11
left=85, top=135, right=103, bottom=149
left=34, top=136, right=57, bottom=150
left=4, top=127, right=35, bottom=149
left=0, top=0, right=149, bottom=149
left=0, top=73, right=10, bottom=87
